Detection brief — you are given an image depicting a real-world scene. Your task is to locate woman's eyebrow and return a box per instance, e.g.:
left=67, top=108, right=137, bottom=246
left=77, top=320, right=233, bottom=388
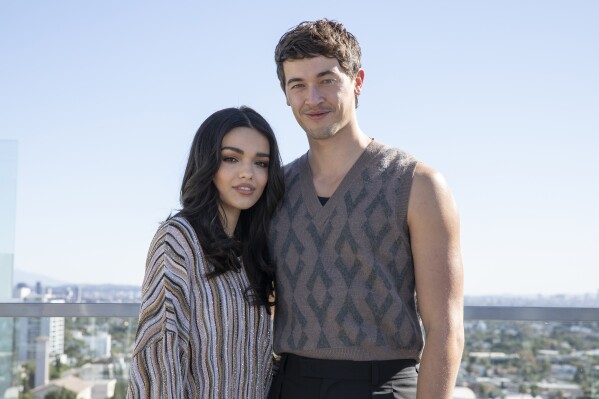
left=221, top=146, right=270, bottom=158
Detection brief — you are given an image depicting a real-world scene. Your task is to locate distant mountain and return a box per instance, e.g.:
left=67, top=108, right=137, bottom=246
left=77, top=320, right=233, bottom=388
left=14, top=269, right=70, bottom=287
left=465, top=292, right=599, bottom=307
left=13, top=269, right=140, bottom=292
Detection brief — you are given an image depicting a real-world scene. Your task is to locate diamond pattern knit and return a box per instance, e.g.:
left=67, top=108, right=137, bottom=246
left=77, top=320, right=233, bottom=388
left=269, top=141, right=424, bottom=361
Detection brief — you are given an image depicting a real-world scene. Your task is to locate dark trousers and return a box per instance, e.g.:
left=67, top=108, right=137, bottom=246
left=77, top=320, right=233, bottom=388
left=268, top=354, right=419, bottom=399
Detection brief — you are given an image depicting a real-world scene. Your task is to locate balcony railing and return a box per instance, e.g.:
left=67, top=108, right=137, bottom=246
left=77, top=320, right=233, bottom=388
left=1, top=303, right=599, bottom=320
left=2, top=303, right=599, bottom=398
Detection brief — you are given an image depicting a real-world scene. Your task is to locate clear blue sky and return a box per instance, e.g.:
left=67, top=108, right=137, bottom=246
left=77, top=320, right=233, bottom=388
left=1, top=1, right=597, bottom=295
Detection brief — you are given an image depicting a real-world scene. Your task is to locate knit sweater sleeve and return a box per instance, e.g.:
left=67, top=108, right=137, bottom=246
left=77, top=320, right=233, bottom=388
left=127, top=221, right=194, bottom=399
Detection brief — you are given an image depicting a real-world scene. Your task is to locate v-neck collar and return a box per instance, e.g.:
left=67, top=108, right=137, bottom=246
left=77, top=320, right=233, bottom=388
left=299, top=140, right=380, bottom=224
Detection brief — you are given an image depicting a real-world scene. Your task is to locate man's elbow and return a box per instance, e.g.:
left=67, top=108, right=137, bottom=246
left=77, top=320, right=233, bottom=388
left=449, top=323, right=465, bottom=358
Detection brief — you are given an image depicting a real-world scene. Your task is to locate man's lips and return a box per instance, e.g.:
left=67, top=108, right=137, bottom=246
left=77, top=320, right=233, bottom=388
left=304, top=109, right=331, bottom=119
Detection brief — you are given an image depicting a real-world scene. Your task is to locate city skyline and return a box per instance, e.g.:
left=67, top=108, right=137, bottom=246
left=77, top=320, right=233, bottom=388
left=1, top=2, right=598, bottom=296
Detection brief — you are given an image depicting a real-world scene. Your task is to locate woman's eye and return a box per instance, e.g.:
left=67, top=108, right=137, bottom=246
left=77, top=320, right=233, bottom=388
left=223, top=157, right=238, bottom=163
left=256, top=161, right=269, bottom=168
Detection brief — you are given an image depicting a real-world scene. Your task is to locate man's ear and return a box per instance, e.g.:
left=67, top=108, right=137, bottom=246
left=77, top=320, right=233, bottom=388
left=354, top=69, right=365, bottom=96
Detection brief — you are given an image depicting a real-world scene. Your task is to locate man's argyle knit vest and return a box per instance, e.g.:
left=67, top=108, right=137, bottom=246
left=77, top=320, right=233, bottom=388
left=269, top=140, right=424, bottom=361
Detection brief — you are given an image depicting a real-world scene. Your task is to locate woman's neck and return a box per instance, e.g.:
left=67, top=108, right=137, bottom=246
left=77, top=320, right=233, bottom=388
left=219, top=206, right=239, bottom=237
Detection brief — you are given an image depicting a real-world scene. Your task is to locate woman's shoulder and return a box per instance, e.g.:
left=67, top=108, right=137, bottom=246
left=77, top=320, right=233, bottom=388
left=150, top=216, right=202, bottom=260
left=155, top=216, right=194, bottom=240
left=159, top=215, right=191, bottom=230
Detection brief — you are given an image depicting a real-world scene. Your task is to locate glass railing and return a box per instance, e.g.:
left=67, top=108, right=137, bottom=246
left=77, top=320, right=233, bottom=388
left=1, top=304, right=598, bottom=399
left=3, top=303, right=599, bottom=320
left=0, top=305, right=139, bottom=399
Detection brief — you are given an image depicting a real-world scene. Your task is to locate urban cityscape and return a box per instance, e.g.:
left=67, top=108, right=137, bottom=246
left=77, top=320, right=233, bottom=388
left=1, top=277, right=598, bottom=399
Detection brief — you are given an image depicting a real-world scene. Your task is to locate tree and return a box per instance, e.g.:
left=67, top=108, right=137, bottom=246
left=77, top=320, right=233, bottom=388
left=530, top=384, right=539, bottom=397
left=63, top=329, right=86, bottom=360
left=44, top=388, right=77, bottom=399
left=518, top=384, right=527, bottom=393
left=538, top=358, right=552, bottom=378
left=20, top=361, right=36, bottom=394
left=112, top=380, right=129, bottom=399
left=574, top=365, right=588, bottom=384
left=50, top=356, right=68, bottom=379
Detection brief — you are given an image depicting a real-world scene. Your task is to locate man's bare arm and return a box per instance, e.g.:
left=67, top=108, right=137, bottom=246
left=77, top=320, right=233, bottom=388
left=408, top=163, right=465, bottom=399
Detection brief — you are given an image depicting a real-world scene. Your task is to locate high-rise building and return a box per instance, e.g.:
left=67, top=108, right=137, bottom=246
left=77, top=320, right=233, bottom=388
left=16, top=298, right=65, bottom=362
left=0, top=140, right=17, bottom=398
left=35, top=337, right=50, bottom=388
left=0, top=140, right=17, bottom=299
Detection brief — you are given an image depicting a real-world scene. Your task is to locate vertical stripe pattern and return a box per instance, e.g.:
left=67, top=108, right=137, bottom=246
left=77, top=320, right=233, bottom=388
left=127, top=216, right=273, bottom=398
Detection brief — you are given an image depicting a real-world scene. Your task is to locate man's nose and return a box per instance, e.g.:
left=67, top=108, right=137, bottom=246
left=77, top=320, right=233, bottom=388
left=306, top=85, right=323, bottom=105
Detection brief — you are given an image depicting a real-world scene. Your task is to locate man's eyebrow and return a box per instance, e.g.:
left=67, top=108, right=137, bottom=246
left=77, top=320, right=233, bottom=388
left=316, top=70, right=335, bottom=78
left=221, top=146, right=270, bottom=158
left=286, top=77, right=303, bottom=86
left=286, top=69, right=336, bottom=86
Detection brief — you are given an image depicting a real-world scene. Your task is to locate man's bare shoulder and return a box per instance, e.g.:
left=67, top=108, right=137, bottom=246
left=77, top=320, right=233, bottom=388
left=411, top=162, right=452, bottom=203
left=408, top=162, right=458, bottom=226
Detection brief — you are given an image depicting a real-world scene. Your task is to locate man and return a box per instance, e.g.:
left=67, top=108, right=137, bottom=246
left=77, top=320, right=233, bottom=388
left=268, top=19, right=464, bottom=399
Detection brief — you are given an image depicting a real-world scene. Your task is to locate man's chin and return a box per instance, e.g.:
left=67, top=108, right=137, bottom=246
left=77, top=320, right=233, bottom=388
left=304, top=127, right=338, bottom=141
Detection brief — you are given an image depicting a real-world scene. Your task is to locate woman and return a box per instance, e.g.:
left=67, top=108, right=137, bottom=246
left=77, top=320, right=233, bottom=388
left=127, top=106, right=284, bottom=398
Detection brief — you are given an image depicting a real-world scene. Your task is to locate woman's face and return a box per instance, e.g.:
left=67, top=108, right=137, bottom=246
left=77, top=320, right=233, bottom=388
left=213, top=127, right=270, bottom=232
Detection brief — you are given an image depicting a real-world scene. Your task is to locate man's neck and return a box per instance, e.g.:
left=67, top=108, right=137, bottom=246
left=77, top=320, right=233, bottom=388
left=307, top=127, right=372, bottom=197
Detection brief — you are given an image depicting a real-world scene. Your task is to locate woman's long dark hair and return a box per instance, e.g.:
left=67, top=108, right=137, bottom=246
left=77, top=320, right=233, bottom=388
left=174, top=106, right=284, bottom=310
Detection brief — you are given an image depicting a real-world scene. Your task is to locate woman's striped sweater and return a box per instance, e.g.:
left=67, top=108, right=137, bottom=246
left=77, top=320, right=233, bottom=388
left=127, top=216, right=273, bottom=398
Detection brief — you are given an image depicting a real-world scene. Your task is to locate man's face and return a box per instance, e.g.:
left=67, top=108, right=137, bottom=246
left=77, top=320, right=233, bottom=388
left=283, top=56, right=363, bottom=141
